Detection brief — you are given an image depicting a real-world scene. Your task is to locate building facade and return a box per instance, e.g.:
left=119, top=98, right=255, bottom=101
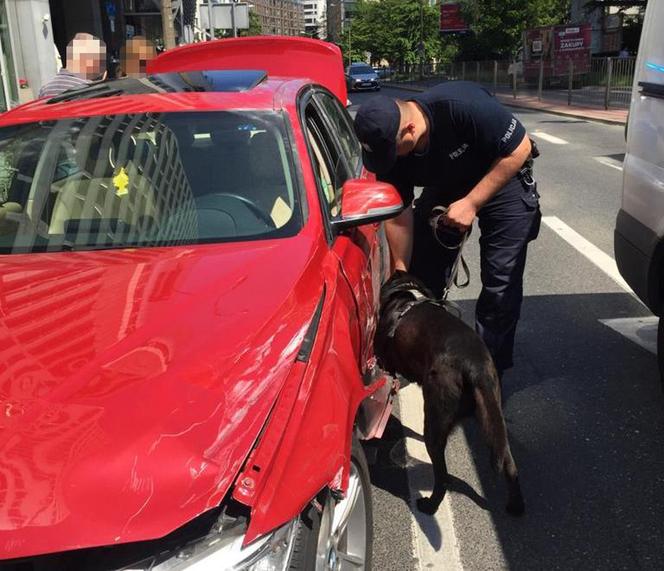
left=303, top=0, right=325, bottom=39
left=0, top=0, right=310, bottom=111
left=251, top=0, right=304, bottom=37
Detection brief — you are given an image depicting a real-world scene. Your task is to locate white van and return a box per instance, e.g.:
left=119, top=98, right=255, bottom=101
left=614, top=0, right=664, bottom=378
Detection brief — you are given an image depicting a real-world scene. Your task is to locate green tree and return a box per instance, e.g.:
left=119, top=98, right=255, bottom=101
left=240, top=11, right=262, bottom=37
left=339, top=0, right=453, bottom=67
left=456, top=0, right=572, bottom=59
left=215, top=9, right=262, bottom=38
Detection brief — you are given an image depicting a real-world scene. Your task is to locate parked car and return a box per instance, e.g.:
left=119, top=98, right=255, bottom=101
left=0, top=37, right=403, bottom=569
left=346, top=63, right=380, bottom=92
left=614, top=0, right=664, bottom=380
left=373, top=66, right=393, bottom=80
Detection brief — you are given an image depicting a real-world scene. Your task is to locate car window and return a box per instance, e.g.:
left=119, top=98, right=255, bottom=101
left=0, top=111, right=301, bottom=254
left=304, top=102, right=348, bottom=219
left=314, top=92, right=362, bottom=175
left=350, top=65, right=374, bottom=75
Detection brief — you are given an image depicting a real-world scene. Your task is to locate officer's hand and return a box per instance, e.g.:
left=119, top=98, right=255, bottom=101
left=444, top=198, right=476, bottom=232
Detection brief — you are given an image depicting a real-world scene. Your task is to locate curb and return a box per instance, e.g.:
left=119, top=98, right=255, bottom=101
left=497, top=98, right=627, bottom=126
left=385, top=83, right=627, bottom=126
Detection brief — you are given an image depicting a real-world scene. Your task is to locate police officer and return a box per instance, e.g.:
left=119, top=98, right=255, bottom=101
left=353, top=82, right=541, bottom=378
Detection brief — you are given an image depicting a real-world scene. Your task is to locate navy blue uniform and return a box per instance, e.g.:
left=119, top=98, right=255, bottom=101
left=380, top=82, right=541, bottom=374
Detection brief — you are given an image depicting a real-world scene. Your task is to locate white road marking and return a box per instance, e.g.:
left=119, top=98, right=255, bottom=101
left=531, top=130, right=569, bottom=145
left=542, top=216, right=632, bottom=293
left=594, top=156, right=624, bottom=171
left=599, top=316, right=658, bottom=355
left=398, top=384, right=464, bottom=571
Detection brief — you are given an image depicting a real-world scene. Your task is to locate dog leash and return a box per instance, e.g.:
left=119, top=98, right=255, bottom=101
left=428, top=206, right=471, bottom=301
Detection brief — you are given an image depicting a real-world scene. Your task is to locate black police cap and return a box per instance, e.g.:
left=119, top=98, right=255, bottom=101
left=353, top=95, right=400, bottom=176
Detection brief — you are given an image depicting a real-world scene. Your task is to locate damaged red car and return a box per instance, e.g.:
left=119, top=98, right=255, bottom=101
left=0, top=38, right=402, bottom=569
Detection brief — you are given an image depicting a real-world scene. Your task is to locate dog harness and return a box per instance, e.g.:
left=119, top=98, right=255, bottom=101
left=387, top=288, right=459, bottom=338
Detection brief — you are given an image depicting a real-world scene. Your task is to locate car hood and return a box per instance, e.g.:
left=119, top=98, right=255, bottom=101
left=350, top=73, right=378, bottom=80
left=0, top=237, right=321, bottom=559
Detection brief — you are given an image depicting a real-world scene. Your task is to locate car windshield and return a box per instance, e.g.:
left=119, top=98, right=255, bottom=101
left=350, top=65, right=374, bottom=75
left=0, top=111, right=301, bottom=254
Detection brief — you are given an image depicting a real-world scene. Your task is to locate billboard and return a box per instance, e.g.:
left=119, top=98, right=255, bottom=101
left=440, top=3, right=468, bottom=33
left=523, top=24, right=592, bottom=80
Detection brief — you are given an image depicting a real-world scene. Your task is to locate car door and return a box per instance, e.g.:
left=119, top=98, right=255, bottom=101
left=304, top=89, right=388, bottom=374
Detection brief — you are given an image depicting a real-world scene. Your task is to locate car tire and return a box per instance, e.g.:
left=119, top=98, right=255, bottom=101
left=288, top=436, right=373, bottom=570
left=658, top=317, right=664, bottom=388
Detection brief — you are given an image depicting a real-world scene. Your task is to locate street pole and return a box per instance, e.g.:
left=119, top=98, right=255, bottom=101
left=538, top=56, right=544, bottom=101
left=231, top=0, right=237, bottom=38
left=348, top=24, right=351, bottom=66
left=493, top=60, right=498, bottom=94
left=568, top=58, right=574, bottom=106
left=512, top=61, right=517, bottom=98
left=161, top=0, right=176, bottom=49
left=207, top=0, right=215, bottom=39
left=604, top=57, right=613, bottom=110
left=419, top=0, right=424, bottom=80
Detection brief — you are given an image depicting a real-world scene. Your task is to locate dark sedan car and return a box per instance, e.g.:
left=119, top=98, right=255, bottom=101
left=346, top=63, right=380, bottom=92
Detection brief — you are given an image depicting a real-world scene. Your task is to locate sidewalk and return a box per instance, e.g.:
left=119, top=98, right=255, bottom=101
left=386, top=81, right=628, bottom=126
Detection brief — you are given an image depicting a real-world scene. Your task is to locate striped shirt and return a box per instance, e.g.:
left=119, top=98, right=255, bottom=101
left=38, top=69, right=91, bottom=99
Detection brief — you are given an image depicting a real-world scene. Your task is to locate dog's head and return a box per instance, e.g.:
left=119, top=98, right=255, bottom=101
left=375, top=271, right=434, bottom=373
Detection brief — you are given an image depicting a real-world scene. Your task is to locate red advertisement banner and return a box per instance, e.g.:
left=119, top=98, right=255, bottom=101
left=440, top=3, right=468, bottom=33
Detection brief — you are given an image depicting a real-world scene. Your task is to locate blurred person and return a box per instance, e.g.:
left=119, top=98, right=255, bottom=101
left=39, top=33, right=106, bottom=98
left=119, top=36, right=157, bottom=78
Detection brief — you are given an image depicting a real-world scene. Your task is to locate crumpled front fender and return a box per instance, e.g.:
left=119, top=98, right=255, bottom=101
left=231, top=255, right=388, bottom=545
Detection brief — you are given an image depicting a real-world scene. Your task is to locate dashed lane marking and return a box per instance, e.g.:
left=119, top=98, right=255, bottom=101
left=531, top=130, right=569, bottom=145
left=398, top=384, right=463, bottom=571
left=594, top=156, right=624, bottom=171
left=542, top=216, right=632, bottom=293
left=599, top=316, right=658, bottom=355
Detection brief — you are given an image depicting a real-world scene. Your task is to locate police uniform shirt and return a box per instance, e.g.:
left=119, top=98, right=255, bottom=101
left=380, top=81, right=526, bottom=210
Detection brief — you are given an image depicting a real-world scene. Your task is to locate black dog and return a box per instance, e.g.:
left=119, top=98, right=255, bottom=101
left=375, top=271, right=524, bottom=516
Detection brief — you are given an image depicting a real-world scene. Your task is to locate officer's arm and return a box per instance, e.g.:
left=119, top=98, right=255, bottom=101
left=445, top=133, right=531, bottom=231
left=385, top=205, right=413, bottom=272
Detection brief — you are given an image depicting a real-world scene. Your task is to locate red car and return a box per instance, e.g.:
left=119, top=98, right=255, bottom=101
left=0, top=38, right=402, bottom=569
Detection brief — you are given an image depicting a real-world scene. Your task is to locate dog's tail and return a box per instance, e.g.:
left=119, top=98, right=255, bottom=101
left=473, top=369, right=512, bottom=473
left=473, top=366, right=525, bottom=515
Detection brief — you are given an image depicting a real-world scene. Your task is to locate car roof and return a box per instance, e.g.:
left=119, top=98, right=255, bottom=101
left=0, top=71, right=309, bottom=127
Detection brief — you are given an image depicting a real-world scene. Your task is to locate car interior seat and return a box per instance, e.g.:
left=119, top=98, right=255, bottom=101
left=49, top=126, right=158, bottom=242
left=247, top=131, right=292, bottom=228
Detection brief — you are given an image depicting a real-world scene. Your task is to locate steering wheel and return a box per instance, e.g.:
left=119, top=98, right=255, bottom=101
left=200, top=193, right=275, bottom=229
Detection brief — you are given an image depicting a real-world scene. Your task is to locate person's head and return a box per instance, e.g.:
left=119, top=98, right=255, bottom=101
left=353, top=96, right=428, bottom=175
left=66, top=33, right=106, bottom=80
left=120, top=36, right=157, bottom=78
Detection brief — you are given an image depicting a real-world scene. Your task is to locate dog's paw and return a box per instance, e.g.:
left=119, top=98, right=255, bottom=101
left=505, top=497, right=525, bottom=517
left=416, top=496, right=438, bottom=515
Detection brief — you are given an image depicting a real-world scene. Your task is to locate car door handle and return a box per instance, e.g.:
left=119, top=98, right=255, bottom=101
left=638, top=81, right=664, bottom=100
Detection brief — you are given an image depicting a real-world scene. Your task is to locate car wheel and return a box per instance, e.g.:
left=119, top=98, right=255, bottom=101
left=289, top=436, right=373, bottom=570
left=658, top=317, right=664, bottom=388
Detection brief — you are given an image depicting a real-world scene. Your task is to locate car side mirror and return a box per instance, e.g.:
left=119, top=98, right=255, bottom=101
left=331, top=179, right=404, bottom=231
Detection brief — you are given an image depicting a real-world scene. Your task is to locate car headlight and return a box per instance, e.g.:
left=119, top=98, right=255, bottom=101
left=126, top=519, right=298, bottom=571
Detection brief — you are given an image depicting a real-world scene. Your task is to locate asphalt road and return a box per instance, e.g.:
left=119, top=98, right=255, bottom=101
left=351, top=87, right=664, bottom=570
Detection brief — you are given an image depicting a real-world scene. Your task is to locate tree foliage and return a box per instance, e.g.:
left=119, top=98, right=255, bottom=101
left=456, top=0, right=572, bottom=59
left=338, top=0, right=457, bottom=67
left=339, top=0, right=572, bottom=66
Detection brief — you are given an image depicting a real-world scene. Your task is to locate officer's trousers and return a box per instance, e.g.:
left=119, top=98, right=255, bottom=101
left=410, top=176, right=541, bottom=374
